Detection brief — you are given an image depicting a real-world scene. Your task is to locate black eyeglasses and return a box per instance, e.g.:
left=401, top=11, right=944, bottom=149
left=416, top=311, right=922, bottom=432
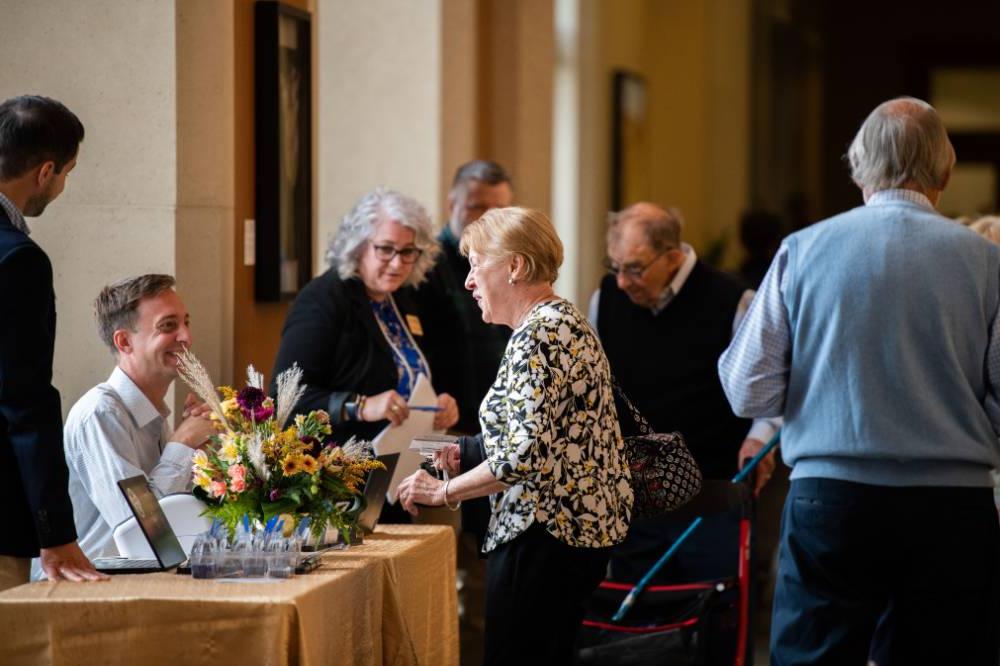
left=603, top=248, right=672, bottom=280
left=371, top=243, right=423, bottom=264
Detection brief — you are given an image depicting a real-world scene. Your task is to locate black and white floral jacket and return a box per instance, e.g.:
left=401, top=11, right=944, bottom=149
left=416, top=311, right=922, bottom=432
left=480, top=298, right=633, bottom=552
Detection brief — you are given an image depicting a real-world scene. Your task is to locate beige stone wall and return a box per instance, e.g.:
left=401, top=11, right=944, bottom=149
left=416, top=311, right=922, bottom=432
left=176, top=0, right=235, bottom=394
left=441, top=0, right=480, bottom=212
left=0, top=0, right=178, bottom=414
left=316, top=0, right=443, bottom=263
left=646, top=0, right=750, bottom=268
left=559, top=0, right=752, bottom=307
left=0, top=0, right=234, bottom=418
left=482, top=0, right=554, bottom=216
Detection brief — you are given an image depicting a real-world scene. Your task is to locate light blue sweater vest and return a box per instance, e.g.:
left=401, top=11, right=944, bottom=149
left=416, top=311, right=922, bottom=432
left=783, top=199, right=1000, bottom=487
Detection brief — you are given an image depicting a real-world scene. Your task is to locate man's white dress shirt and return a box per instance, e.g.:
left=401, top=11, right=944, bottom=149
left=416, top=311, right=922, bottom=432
left=31, top=367, right=193, bottom=578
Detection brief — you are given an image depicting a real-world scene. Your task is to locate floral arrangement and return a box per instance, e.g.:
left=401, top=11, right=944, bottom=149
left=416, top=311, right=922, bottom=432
left=176, top=350, right=384, bottom=542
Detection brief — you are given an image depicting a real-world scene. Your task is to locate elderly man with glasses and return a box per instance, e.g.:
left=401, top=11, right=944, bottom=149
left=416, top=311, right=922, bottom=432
left=588, top=202, right=780, bottom=589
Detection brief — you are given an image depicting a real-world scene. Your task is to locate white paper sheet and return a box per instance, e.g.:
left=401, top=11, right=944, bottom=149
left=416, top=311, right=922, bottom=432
left=371, top=374, right=442, bottom=503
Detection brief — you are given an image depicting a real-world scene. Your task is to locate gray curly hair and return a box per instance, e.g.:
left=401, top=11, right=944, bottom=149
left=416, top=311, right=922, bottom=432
left=326, top=187, right=440, bottom=286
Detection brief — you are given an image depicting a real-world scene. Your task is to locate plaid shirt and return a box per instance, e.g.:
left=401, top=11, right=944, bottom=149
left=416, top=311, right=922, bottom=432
left=0, top=190, right=29, bottom=234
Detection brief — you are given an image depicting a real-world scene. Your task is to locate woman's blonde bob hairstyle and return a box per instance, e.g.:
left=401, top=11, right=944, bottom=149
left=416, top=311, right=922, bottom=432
left=460, top=206, right=563, bottom=284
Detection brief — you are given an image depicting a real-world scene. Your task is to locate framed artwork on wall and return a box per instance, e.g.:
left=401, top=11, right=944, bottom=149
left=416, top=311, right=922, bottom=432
left=255, top=1, right=312, bottom=302
left=611, top=70, right=650, bottom=211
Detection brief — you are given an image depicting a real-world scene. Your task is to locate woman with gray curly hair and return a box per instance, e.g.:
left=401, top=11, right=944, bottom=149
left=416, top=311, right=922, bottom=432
left=271, top=187, right=459, bottom=445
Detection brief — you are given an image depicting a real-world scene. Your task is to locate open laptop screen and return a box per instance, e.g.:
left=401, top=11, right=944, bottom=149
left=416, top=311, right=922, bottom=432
left=357, top=454, right=400, bottom=533
left=117, top=475, right=187, bottom=569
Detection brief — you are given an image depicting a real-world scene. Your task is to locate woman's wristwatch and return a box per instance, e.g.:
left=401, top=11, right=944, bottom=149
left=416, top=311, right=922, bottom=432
left=344, top=394, right=366, bottom=421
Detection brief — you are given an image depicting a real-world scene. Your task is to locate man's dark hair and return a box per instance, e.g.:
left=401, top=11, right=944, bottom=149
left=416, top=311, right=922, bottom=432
left=94, top=274, right=176, bottom=354
left=0, top=95, right=84, bottom=181
left=451, top=159, right=512, bottom=191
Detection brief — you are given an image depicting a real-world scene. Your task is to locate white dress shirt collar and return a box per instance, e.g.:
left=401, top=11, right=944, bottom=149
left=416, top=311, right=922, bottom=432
left=651, top=243, right=697, bottom=315
left=107, top=366, right=168, bottom=428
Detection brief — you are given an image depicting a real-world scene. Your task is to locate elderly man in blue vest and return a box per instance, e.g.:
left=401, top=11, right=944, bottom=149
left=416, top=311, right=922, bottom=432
left=720, top=97, right=1000, bottom=665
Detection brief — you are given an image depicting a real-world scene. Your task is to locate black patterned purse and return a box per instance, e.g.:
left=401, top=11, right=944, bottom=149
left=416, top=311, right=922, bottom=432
left=614, top=380, right=702, bottom=519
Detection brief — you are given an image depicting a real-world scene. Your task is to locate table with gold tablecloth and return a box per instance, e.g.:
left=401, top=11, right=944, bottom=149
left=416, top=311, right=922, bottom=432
left=0, top=525, right=458, bottom=666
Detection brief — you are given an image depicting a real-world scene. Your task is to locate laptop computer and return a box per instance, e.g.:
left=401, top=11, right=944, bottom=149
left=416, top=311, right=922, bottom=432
left=357, top=453, right=400, bottom=533
left=92, top=475, right=188, bottom=574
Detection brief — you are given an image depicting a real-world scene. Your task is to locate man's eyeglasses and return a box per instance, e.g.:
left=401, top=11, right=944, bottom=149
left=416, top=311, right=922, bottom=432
left=603, top=248, right=672, bottom=280
left=371, top=243, right=423, bottom=264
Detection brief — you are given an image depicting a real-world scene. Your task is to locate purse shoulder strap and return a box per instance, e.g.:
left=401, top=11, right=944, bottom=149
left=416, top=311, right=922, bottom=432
left=611, top=375, right=654, bottom=436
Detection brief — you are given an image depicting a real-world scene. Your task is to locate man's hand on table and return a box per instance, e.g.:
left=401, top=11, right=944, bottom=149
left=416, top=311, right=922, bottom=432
left=39, top=541, right=109, bottom=582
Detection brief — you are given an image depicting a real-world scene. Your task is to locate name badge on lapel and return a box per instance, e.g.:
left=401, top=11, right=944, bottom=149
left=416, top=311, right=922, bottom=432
left=405, top=314, right=424, bottom=336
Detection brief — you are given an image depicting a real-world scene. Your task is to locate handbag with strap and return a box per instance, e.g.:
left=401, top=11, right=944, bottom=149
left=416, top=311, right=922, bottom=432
left=614, top=380, right=702, bottom=520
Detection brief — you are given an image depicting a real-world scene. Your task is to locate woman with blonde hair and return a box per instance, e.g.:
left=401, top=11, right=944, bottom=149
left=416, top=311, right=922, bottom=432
left=397, top=207, right=632, bottom=664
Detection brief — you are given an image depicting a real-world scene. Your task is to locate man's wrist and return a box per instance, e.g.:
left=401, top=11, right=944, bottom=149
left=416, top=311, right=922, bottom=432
left=160, top=438, right=201, bottom=465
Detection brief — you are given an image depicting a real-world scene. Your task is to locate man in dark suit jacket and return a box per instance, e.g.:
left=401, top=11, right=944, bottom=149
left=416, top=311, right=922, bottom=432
left=415, top=160, right=514, bottom=434
left=0, top=95, right=105, bottom=590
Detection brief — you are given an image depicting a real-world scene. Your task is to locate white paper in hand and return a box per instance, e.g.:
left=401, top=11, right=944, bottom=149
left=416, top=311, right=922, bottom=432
left=371, top=374, right=442, bottom=503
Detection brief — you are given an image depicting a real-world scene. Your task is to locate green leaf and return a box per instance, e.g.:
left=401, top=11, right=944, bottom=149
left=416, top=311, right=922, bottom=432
left=262, top=498, right=299, bottom=519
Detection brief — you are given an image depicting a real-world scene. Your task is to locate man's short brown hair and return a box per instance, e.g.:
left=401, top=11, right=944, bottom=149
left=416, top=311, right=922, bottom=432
left=94, top=274, right=176, bottom=354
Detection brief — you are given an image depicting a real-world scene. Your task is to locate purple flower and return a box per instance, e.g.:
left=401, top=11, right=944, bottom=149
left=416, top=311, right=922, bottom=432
left=237, top=387, right=274, bottom=421
left=269, top=488, right=282, bottom=502
left=236, top=386, right=264, bottom=410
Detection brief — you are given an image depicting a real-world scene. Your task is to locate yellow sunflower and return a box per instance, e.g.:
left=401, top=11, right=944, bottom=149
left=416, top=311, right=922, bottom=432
left=281, top=454, right=304, bottom=476
left=300, top=455, right=319, bottom=475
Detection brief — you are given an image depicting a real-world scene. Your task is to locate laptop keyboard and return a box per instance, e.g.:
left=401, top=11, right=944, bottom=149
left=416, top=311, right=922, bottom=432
left=94, top=558, right=160, bottom=570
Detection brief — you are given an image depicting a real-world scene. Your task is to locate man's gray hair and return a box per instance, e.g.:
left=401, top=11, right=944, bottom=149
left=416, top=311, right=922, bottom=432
left=450, top=159, right=512, bottom=192
left=94, top=274, right=176, bottom=355
left=607, top=202, right=683, bottom=252
left=326, top=187, right=439, bottom=285
left=847, top=97, right=955, bottom=195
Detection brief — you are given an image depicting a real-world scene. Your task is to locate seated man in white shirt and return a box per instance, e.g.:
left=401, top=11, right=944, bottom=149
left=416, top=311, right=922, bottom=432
left=33, top=274, right=216, bottom=577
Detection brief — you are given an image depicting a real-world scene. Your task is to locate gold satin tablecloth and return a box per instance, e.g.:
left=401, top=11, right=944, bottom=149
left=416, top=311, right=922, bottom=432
left=0, top=525, right=459, bottom=666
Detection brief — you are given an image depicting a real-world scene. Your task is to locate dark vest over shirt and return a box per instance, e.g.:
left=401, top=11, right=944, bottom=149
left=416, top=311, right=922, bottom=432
left=597, top=261, right=751, bottom=479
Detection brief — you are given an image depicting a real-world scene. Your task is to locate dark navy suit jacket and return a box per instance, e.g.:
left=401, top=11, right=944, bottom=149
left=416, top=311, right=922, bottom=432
left=0, top=207, right=76, bottom=557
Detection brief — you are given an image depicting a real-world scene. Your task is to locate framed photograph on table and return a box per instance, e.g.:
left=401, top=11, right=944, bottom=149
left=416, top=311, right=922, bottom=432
left=255, top=1, right=312, bottom=302
left=611, top=70, right=650, bottom=211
